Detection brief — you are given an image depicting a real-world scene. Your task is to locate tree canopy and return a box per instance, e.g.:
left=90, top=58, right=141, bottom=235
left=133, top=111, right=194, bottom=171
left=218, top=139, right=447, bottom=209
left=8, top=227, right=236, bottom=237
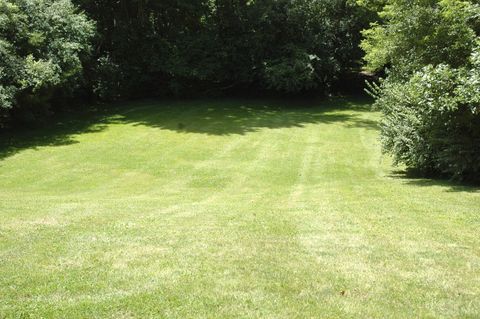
left=78, top=0, right=371, bottom=97
left=0, top=0, right=94, bottom=124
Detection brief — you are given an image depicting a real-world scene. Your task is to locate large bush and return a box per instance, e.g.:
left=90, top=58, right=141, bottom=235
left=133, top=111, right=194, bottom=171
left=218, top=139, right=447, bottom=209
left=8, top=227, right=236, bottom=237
left=369, top=50, right=480, bottom=181
left=362, top=0, right=480, bottom=181
left=0, top=0, right=94, bottom=126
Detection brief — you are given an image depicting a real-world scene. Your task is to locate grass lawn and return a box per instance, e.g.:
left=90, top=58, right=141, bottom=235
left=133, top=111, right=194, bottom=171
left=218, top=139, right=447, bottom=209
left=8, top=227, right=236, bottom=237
left=0, top=98, right=479, bottom=318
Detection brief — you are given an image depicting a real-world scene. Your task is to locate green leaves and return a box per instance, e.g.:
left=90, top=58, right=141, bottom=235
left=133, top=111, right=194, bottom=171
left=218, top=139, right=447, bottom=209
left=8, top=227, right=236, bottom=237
left=263, top=50, right=318, bottom=93
left=0, top=0, right=94, bottom=125
left=374, top=48, right=480, bottom=181
left=76, top=0, right=371, bottom=97
left=21, top=55, right=61, bottom=91
left=362, top=0, right=480, bottom=181
left=361, top=0, right=477, bottom=74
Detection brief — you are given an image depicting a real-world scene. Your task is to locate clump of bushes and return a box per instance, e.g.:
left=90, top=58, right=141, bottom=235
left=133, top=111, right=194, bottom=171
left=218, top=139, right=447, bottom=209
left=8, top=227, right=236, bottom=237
left=362, top=0, right=480, bottom=182
left=368, top=48, right=480, bottom=181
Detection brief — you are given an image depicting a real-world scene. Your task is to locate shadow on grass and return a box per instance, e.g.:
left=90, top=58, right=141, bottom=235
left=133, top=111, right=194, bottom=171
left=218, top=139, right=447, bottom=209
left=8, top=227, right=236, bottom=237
left=112, top=97, right=378, bottom=136
left=0, top=97, right=376, bottom=163
left=388, top=169, right=480, bottom=193
left=0, top=110, right=110, bottom=162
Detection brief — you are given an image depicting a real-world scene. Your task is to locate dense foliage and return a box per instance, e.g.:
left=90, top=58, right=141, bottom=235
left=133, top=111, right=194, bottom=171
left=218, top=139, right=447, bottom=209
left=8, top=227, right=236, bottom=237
left=363, top=0, right=480, bottom=181
left=362, top=0, right=479, bottom=75
left=0, top=0, right=94, bottom=126
left=0, top=0, right=372, bottom=126
left=76, top=0, right=371, bottom=98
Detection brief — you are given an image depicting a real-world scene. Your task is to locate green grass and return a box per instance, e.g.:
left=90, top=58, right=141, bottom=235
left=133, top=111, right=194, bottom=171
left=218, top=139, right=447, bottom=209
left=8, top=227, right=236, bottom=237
left=0, top=98, right=479, bottom=318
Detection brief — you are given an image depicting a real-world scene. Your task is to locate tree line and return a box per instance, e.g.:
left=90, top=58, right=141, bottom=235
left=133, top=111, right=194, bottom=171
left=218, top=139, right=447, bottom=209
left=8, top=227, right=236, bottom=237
left=1, top=0, right=479, bottom=181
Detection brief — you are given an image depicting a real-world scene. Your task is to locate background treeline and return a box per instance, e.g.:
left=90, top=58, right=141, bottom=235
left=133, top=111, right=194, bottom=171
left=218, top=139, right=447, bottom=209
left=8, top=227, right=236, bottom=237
left=0, top=0, right=372, bottom=126
left=79, top=0, right=372, bottom=98
left=1, top=0, right=479, bottom=181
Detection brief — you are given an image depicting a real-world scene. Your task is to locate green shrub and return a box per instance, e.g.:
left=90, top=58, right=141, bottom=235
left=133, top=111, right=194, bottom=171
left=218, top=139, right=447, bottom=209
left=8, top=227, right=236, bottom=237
left=263, top=49, right=318, bottom=93
left=369, top=48, right=480, bottom=181
left=361, top=0, right=480, bottom=182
